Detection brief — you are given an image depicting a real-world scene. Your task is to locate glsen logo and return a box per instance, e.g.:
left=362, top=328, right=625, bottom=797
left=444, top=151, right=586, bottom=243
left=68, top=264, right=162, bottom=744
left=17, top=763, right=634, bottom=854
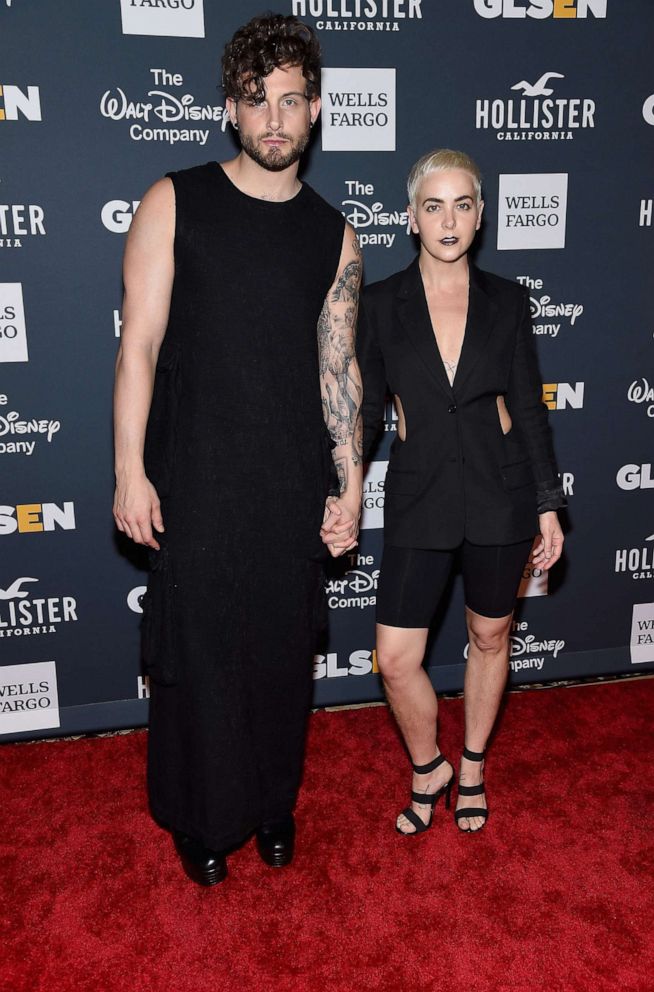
left=630, top=602, right=654, bottom=664
left=616, top=464, right=654, bottom=491
left=0, top=577, right=78, bottom=639
left=643, top=95, right=654, bottom=126
left=127, top=586, right=147, bottom=613
left=517, top=275, right=583, bottom=338
left=0, top=661, right=60, bottom=734
left=292, top=0, right=423, bottom=31
left=0, top=84, right=41, bottom=121
left=0, top=283, right=28, bottom=363
left=100, top=68, right=228, bottom=147
left=361, top=460, right=387, bottom=529
left=0, top=502, right=76, bottom=535
left=102, top=200, right=140, bottom=234
left=137, top=675, right=150, bottom=699
left=313, top=649, right=379, bottom=679
left=0, top=204, right=46, bottom=249
left=340, top=179, right=409, bottom=248
left=473, top=0, right=607, bottom=17
left=326, top=553, right=379, bottom=610
left=497, top=174, right=568, bottom=250
left=518, top=559, right=548, bottom=598
left=465, top=618, right=565, bottom=674
left=120, top=0, right=205, bottom=38
left=640, top=199, right=653, bottom=227
left=321, top=68, right=395, bottom=151
left=541, top=382, right=584, bottom=410
left=0, top=392, right=61, bottom=457
left=476, top=72, right=595, bottom=143
left=615, top=535, right=654, bottom=582
left=627, top=379, right=654, bottom=418
left=113, top=310, right=122, bottom=337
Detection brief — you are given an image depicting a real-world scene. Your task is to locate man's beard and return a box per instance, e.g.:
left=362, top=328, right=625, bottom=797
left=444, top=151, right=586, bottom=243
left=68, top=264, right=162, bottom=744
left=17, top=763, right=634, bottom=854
left=239, top=128, right=310, bottom=173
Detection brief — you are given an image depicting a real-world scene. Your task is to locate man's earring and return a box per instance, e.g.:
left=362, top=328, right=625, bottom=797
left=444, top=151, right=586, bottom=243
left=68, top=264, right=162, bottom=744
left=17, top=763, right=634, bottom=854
left=232, top=119, right=239, bottom=130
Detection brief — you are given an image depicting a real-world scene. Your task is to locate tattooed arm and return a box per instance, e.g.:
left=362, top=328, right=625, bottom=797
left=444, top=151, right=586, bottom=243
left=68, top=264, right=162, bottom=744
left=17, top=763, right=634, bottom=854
left=318, top=224, right=363, bottom=556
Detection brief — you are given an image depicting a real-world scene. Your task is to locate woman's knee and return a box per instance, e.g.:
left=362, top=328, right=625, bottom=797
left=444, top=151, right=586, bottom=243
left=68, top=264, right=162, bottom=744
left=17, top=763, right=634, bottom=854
left=467, top=613, right=512, bottom=655
left=376, top=643, right=425, bottom=683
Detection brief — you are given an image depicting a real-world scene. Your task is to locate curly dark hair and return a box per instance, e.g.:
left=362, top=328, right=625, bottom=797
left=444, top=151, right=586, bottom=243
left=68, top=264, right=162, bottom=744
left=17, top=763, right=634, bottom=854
left=222, top=12, right=322, bottom=104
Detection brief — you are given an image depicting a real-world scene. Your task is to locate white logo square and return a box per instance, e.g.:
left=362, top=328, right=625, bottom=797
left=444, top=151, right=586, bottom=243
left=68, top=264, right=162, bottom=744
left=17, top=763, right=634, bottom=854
left=321, top=68, right=395, bottom=152
left=120, top=0, right=205, bottom=38
left=0, top=283, right=29, bottom=363
left=497, top=173, right=568, bottom=250
left=518, top=560, right=548, bottom=598
left=630, top=602, right=654, bottom=664
left=0, top=661, right=60, bottom=735
left=361, top=460, right=387, bottom=530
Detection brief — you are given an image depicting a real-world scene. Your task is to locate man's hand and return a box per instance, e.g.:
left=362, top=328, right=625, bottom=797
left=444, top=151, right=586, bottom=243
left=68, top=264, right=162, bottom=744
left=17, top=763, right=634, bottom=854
left=113, top=471, right=164, bottom=549
left=321, top=496, right=360, bottom=557
left=532, top=511, right=564, bottom=570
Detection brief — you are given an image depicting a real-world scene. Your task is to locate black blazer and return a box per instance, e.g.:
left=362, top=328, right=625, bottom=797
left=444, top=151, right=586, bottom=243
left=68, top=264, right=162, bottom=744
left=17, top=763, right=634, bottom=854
left=358, top=258, right=562, bottom=549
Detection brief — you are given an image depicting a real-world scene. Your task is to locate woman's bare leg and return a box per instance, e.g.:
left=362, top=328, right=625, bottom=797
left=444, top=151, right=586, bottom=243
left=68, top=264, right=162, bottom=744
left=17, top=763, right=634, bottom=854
left=456, top=607, right=513, bottom=831
left=377, top=622, right=454, bottom=832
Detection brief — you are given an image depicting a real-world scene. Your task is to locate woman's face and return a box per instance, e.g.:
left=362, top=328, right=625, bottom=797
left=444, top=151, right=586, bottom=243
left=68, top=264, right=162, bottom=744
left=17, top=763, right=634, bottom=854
left=408, top=168, right=483, bottom=264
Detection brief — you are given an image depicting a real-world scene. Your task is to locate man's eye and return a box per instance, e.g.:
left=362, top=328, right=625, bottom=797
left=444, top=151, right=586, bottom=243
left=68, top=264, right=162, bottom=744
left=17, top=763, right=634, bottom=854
left=426, top=204, right=439, bottom=212
left=458, top=203, right=471, bottom=210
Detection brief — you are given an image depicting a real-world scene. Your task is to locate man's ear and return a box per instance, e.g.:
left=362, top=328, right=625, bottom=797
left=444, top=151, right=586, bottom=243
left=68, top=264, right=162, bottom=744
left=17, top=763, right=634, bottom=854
left=309, top=95, right=321, bottom=126
left=407, top=204, right=419, bottom=236
left=226, top=96, right=238, bottom=128
left=476, top=200, right=484, bottom=230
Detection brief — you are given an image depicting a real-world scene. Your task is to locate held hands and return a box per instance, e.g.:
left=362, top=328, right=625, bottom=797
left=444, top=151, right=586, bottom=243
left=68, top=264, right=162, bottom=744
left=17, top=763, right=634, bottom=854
left=320, top=495, right=360, bottom=557
left=532, top=511, right=564, bottom=570
left=113, top=471, right=163, bottom=550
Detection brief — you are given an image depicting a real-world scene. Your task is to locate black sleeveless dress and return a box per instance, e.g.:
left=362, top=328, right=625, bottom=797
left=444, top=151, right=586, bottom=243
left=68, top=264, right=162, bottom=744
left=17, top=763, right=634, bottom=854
left=141, top=163, right=345, bottom=850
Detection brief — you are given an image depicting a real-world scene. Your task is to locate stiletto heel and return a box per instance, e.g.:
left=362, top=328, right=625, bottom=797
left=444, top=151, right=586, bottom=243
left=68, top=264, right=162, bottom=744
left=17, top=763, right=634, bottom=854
left=455, top=746, right=488, bottom=833
left=396, top=753, right=454, bottom=836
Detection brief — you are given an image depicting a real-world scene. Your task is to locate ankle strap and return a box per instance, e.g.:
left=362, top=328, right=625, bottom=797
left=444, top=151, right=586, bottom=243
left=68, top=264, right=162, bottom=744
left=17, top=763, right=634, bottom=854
left=412, top=753, right=447, bottom=775
left=462, top=746, right=485, bottom=762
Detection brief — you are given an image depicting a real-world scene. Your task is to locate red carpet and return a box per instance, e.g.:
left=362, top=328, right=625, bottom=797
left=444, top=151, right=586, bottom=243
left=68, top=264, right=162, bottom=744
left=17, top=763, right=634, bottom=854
left=1, top=679, right=653, bottom=992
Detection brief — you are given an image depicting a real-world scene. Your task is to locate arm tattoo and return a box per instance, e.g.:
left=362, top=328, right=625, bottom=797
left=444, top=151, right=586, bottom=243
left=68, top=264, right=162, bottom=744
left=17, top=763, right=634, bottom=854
left=334, top=457, right=348, bottom=494
left=318, top=244, right=364, bottom=468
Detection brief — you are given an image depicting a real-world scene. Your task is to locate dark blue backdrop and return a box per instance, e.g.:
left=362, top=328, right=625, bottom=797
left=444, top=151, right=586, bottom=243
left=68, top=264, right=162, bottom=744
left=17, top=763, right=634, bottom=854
left=1, top=0, right=652, bottom=741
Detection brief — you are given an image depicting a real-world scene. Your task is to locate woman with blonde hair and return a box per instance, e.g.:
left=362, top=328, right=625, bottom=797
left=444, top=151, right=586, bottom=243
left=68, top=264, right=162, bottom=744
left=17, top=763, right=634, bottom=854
left=358, top=149, right=565, bottom=834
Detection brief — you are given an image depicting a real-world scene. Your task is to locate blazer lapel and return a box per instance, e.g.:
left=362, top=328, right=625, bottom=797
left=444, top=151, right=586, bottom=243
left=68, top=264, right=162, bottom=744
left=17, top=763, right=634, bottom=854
left=396, top=258, right=453, bottom=399
left=452, top=265, right=499, bottom=394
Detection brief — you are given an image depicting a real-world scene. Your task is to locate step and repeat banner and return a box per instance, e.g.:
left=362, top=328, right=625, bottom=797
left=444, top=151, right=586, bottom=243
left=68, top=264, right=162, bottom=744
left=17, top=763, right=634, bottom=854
left=2, top=0, right=653, bottom=741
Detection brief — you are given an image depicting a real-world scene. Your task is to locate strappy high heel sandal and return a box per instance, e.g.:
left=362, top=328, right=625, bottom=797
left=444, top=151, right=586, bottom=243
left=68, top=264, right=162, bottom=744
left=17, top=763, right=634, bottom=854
left=455, top=746, right=488, bottom=833
left=396, top=753, right=454, bottom=836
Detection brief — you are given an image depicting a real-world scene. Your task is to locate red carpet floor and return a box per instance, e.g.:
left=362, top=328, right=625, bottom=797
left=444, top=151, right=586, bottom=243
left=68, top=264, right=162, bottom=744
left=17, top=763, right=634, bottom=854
left=1, top=679, right=653, bottom=992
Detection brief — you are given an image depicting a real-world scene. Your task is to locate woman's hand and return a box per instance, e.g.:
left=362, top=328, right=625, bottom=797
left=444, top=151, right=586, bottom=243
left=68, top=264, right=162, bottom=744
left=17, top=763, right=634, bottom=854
left=532, top=511, right=564, bottom=570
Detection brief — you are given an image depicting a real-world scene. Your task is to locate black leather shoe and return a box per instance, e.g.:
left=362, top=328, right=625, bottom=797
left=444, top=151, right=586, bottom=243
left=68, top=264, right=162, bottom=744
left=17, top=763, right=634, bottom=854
left=173, top=831, right=228, bottom=886
left=255, top=813, right=296, bottom=868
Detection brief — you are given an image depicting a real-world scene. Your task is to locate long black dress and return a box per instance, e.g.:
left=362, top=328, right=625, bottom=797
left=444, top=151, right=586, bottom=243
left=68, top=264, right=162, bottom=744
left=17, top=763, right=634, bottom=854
left=141, top=163, right=345, bottom=850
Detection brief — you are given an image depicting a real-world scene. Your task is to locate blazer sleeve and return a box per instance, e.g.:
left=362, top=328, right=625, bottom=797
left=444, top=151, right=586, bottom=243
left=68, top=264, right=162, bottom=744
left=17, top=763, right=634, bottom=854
left=507, top=288, right=566, bottom=513
left=357, top=294, right=387, bottom=462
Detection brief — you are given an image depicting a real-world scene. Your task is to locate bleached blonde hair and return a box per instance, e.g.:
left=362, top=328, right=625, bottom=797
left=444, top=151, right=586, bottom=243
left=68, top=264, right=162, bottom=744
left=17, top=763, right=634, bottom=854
left=407, top=149, right=482, bottom=209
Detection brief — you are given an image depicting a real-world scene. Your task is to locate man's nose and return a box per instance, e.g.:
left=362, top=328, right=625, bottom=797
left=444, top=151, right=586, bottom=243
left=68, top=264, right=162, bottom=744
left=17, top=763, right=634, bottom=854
left=266, top=108, right=282, bottom=130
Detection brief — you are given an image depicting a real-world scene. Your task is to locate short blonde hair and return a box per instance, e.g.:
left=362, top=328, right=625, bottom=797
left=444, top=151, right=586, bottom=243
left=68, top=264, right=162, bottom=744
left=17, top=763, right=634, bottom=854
left=407, top=149, right=482, bottom=209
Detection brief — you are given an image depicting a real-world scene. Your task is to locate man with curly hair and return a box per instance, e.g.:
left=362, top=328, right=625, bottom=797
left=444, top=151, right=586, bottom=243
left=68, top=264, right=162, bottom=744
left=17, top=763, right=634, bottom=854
left=113, top=13, right=363, bottom=885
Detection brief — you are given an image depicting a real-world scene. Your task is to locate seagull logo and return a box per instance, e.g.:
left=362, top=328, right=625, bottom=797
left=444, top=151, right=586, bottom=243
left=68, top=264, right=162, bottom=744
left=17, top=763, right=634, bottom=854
left=511, top=73, right=565, bottom=98
left=0, top=577, right=38, bottom=600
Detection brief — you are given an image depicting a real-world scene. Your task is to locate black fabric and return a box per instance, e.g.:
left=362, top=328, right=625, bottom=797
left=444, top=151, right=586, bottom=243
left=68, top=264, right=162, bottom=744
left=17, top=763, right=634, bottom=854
left=357, top=258, right=566, bottom=549
left=143, top=163, right=345, bottom=850
left=376, top=539, right=533, bottom=628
